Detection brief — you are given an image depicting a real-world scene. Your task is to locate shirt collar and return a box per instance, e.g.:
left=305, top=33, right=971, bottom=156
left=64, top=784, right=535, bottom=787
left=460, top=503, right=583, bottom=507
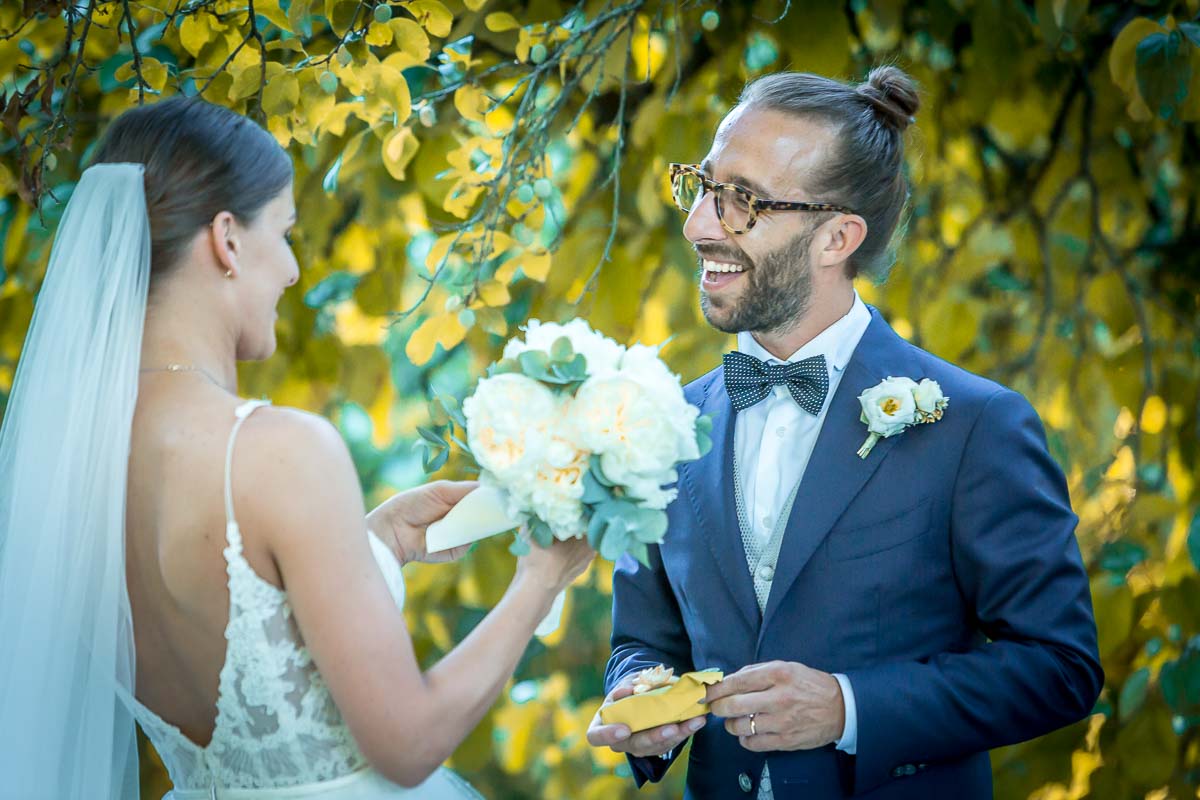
left=735, top=290, right=871, bottom=373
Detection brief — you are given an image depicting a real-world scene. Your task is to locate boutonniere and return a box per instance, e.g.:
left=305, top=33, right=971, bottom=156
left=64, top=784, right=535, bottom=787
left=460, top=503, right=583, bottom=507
left=856, top=377, right=949, bottom=459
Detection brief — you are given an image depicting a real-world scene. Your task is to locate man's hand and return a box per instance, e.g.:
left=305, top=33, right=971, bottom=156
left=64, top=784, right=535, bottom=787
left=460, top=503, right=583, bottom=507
left=587, top=679, right=707, bottom=758
left=704, top=661, right=845, bottom=752
left=366, top=480, right=477, bottom=565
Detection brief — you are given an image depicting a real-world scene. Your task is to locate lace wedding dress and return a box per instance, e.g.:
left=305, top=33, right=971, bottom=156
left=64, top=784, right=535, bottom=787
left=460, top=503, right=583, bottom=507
left=126, top=400, right=483, bottom=799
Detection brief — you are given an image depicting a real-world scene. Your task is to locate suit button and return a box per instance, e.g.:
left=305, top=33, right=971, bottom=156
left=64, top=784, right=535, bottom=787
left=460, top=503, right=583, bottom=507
left=757, top=564, right=775, bottom=582
left=892, top=766, right=905, bottom=778
left=904, top=764, right=917, bottom=776
left=738, top=772, right=753, bottom=793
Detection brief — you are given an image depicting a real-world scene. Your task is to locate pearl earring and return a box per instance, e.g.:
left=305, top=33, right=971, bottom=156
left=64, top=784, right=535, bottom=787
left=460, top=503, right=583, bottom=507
left=225, top=270, right=233, bottom=279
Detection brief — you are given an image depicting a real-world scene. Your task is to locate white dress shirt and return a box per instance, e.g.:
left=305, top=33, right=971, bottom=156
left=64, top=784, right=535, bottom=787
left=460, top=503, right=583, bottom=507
left=733, top=290, right=870, bottom=755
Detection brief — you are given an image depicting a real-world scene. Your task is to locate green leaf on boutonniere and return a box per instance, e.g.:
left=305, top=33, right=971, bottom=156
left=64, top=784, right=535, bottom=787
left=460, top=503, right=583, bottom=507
left=630, top=507, right=668, bottom=544
left=628, top=541, right=650, bottom=568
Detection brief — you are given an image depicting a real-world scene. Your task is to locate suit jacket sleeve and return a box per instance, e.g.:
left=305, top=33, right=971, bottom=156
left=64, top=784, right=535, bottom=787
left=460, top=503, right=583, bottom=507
left=605, top=541, right=696, bottom=786
left=842, top=388, right=1103, bottom=794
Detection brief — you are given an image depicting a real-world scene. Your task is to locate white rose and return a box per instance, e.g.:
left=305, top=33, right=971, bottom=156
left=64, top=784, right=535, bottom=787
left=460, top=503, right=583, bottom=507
left=913, top=378, right=946, bottom=414
left=570, top=376, right=687, bottom=497
left=463, top=373, right=560, bottom=481
left=858, top=376, right=918, bottom=437
left=504, top=319, right=625, bottom=376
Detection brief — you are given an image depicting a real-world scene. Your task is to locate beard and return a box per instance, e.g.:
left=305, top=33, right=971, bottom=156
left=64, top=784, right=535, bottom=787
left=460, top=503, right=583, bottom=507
left=698, top=225, right=816, bottom=336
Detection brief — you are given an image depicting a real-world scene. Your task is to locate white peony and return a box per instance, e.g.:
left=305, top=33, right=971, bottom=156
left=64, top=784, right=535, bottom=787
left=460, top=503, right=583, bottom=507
left=569, top=376, right=690, bottom=507
left=858, top=376, right=918, bottom=438
left=504, top=319, right=625, bottom=377
left=617, top=343, right=701, bottom=463
left=527, top=435, right=589, bottom=539
left=463, top=373, right=561, bottom=482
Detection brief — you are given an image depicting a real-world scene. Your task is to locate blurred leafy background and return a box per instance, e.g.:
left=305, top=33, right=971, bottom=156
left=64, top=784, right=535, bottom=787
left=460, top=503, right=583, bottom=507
left=2, top=0, right=1199, bottom=797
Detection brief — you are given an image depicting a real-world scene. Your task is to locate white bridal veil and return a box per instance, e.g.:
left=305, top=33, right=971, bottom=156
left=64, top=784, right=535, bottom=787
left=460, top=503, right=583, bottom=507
left=0, top=163, right=150, bottom=798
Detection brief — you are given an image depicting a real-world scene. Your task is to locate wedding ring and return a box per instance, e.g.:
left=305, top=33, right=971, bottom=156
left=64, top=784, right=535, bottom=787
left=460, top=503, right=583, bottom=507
left=749, top=713, right=757, bottom=736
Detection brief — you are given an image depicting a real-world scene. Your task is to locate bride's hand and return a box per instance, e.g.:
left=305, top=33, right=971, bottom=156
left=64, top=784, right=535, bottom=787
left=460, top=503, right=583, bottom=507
left=367, top=480, right=478, bottom=565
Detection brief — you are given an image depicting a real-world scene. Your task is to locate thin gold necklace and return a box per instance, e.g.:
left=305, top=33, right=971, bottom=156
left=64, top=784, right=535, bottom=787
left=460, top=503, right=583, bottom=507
left=139, top=364, right=224, bottom=388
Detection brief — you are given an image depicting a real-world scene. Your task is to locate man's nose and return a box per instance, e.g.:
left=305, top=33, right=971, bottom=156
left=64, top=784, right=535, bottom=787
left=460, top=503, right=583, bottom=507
left=682, top=189, right=728, bottom=245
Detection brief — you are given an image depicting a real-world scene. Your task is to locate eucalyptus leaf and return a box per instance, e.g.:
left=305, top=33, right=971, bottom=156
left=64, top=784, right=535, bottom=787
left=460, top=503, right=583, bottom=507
left=550, top=336, right=573, bottom=362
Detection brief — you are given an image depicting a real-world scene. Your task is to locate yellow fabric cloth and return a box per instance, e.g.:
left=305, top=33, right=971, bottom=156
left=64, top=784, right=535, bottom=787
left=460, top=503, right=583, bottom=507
left=599, top=670, right=724, bottom=732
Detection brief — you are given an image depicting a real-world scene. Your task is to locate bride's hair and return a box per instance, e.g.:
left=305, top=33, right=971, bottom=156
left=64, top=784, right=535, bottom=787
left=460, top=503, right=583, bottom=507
left=91, top=97, right=293, bottom=280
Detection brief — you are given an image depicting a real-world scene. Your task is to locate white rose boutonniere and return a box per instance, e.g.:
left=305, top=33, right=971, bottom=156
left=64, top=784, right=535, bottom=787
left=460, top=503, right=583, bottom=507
left=856, top=376, right=949, bottom=458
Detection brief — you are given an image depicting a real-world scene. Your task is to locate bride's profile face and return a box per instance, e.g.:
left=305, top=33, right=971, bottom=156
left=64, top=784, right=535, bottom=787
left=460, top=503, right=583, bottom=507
left=233, top=184, right=299, bottom=360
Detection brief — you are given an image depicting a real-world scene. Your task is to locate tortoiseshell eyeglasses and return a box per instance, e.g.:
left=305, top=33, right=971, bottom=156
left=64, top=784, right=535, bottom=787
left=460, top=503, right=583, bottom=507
left=668, top=163, right=856, bottom=234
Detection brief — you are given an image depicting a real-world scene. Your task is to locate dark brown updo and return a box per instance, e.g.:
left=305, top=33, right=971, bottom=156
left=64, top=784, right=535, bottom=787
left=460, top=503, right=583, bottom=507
left=738, top=66, right=921, bottom=281
left=90, top=97, right=293, bottom=279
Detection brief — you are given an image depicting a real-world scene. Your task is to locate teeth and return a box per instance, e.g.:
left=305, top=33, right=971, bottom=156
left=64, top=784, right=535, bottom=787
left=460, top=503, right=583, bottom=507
left=703, top=259, right=746, bottom=274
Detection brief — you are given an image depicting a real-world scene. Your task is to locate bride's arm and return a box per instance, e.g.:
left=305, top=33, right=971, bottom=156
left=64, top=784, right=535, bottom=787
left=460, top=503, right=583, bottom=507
left=234, top=406, right=591, bottom=788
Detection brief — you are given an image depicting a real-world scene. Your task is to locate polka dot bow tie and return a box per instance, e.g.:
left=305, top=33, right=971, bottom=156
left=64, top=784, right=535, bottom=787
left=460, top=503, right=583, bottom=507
left=722, top=351, right=830, bottom=415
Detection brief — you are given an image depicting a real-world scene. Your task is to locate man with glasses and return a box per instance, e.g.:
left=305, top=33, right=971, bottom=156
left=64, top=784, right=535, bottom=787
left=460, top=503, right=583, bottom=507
left=587, top=67, right=1101, bottom=799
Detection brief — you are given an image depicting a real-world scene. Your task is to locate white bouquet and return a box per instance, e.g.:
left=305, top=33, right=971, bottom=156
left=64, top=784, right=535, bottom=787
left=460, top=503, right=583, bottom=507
left=420, top=320, right=712, bottom=631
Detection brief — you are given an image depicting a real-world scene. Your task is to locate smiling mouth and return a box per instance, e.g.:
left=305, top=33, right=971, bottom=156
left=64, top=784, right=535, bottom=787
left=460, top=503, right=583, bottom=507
left=700, top=258, right=749, bottom=291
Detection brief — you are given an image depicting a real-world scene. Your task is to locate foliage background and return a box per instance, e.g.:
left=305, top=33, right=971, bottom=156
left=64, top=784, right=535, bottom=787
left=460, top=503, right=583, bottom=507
left=2, top=0, right=1199, bottom=797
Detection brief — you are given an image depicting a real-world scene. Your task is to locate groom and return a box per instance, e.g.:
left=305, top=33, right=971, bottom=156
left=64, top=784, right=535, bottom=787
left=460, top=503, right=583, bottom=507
left=586, top=69, right=1102, bottom=798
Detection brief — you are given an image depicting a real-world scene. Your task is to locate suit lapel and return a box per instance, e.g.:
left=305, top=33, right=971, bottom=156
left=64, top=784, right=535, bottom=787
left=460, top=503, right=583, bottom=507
left=678, top=369, right=760, bottom=632
left=760, top=310, right=922, bottom=629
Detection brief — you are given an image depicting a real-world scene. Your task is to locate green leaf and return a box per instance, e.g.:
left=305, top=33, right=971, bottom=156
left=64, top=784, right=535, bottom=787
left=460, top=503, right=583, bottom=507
left=1135, top=30, right=1193, bottom=121
left=628, top=541, right=650, bottom=568
left=1119, top=667, right=1151, bottom=719
left=509, top=534, right=531, bottom=556
left=581, top=470, right=613, bottom=505
left=1160, top=638, right=1200, bottom=718
left=488, top=358, right=520, bottom=376
left=1187, top=509, right=1200, bottom=573
left=630, top=508, right=669, bottom=544
left=303, top=271, right=361, bottom=309
left=598, top=518, right=632, bottom=561
left=517, top=350, right=550, bottom=379
left=550, top=335, right=573, bottom=362
left=417, top=425, right=446, bottom=446
left=528, top=518, right=554, bottom=548
left=1098, top=539, right=1149, bottom=574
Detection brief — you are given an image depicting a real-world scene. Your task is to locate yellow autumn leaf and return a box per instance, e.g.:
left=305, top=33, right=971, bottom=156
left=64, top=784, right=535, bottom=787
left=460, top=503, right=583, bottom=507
left=518, top=249, right=552, bottom=282
left=406, top=0, right=452, bottom=38
left=1109, top=17, right=1167, bottom=94
left=443, top=181, right=484, bottom=218
left=374, top=64, right=412, bottom=120
left=462, top=0, right=487, bottom=10
left=382, top=126, right=420, bottom=180
left=405, top=312, right=467, bottom=364
left=116, top=57, right=167, bottom=92
left=178, top=13, right=209, bottom=57
left=477, top=280, right=510, bottom=306
left=388, top=18, right=431, bottom=62
left=255, top=0, right=293, bottom=33
left=485, top=12, right=521, bottom=32
left=365, top=21, right=392, bottom=46
left=454, top=85, right=489, bottom=123
left=261, top=71, right=299, bottom=116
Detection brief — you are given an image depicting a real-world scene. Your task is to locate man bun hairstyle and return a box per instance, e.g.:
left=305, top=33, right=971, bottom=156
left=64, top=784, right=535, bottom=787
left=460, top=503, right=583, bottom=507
left=738, top=65, right=920, bottom=282
left=91, top=97, right=293, bottom=281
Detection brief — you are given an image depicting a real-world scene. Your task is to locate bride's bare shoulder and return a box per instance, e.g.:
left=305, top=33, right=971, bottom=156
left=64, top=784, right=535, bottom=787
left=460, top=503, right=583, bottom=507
left=228, top=404, right=366, bottom=551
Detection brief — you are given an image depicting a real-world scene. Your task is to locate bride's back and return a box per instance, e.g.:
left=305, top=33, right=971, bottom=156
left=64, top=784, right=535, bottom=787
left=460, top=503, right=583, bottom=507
left=125, top=383, right=280, bottom=746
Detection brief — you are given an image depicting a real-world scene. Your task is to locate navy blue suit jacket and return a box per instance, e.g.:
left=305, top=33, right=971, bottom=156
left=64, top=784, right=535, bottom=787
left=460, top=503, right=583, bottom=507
left=605, top=309, right=1102, bottom=798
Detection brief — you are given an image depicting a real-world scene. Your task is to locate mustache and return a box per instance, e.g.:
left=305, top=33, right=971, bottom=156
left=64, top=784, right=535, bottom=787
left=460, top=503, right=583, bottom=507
left=694, top=245, right=752, bottom=266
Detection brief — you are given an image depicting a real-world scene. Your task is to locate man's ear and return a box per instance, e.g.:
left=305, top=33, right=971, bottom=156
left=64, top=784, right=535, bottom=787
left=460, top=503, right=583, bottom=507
left=816, top=214, right=868, bottom=269
left=208, top=210, right=241, bottom=278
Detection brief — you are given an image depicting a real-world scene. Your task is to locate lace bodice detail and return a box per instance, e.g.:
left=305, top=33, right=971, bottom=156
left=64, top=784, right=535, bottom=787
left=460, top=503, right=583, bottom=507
left=129, top=400, right=407, bottom=791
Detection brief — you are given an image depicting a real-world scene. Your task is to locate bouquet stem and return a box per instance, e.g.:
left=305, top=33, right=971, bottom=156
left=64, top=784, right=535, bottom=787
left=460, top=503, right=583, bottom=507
left=856, top=432, right=881, bottom=459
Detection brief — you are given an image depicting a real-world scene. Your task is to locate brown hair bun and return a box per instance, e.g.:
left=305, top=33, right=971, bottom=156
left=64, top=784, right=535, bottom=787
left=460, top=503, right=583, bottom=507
left=856, top=65, right=920, bottom=132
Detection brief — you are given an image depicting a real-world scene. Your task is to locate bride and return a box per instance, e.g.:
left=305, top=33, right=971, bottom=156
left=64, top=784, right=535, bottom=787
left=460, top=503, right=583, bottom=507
left=0, top=97, right=592, bottom=798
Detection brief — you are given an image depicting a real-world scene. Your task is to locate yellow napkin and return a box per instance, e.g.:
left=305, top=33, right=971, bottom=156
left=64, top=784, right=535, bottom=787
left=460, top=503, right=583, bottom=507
left=600, top=670, right=724, bottom=732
